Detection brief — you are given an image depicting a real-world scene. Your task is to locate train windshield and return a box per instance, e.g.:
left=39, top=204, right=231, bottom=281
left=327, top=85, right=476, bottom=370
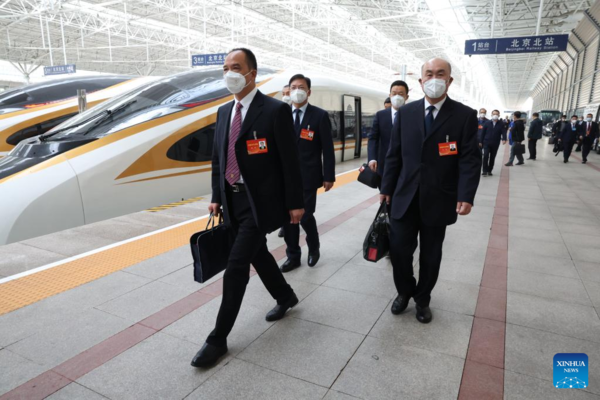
left=538, top=110, right=562, bottom=124
left=0, top=76, right=130, bottom=115
left=44, top=69, right=276, bottom=142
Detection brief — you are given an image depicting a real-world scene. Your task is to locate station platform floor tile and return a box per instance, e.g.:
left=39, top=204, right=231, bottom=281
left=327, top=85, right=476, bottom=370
left=1, top=142, right=600, bottom=399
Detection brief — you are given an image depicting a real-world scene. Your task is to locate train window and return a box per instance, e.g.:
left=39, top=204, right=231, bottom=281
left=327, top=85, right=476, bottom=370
left=6, top=112, right=78, bottom=145
left=166, top=123, right=215, bottom=162
left=329, top=111, right=340, bottom=141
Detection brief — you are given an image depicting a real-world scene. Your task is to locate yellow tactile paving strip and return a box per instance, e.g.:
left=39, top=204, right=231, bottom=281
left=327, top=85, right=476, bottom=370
left=146, top=196, right=204, bottom=212
left=0, top=170, right=361, bottom=316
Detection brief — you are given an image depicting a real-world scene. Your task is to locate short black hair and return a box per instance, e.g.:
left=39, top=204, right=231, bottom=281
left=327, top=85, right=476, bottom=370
left=572, top=115, right=579, bottom=119
left=561, top=114, right=567, bottom=118
left=492, top=109, right=500, bottom=114
left=532, top=112, right=539, bottom=117
left=283, top=84, right=289, bottom=89
left=390, top=80, right=409, bottom=93
left=514, top=111, right=522, bottom=118
left=384, top=97, right=391, bottom=104
left=587, top=113, right=593, bottom=117
left=289, top=74, right=311, bottom=89
left=228, top=48, right=257, bottom=70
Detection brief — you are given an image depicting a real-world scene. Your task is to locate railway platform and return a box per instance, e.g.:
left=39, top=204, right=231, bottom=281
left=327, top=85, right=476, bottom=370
left=1, top=144, right=600, bottom=400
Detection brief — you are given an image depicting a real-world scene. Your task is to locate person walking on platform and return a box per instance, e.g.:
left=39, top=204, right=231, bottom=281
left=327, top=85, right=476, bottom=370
left=380, top=58, right=481, bottom=324
left=477, top=108, right=488, bottom=153
left=384, top=97, right=392, bottom=109
left=559, top=115, right=583, bottom=163
left=281, top=84, right=292, bottom=106
left=368, top=80, right=410, bottom=178
left=527, top=112, right=543, bottom=160
left=191, top=48, right=305, bottom=368
left=480, top=109, right=506, bottom=177
left=505, top=111, right=525, bottom=166
left=581, top=113, right=599, bottom=164
left=280, top=74, right=336, bottom=272
left=553, top=115, right=567, bottom=140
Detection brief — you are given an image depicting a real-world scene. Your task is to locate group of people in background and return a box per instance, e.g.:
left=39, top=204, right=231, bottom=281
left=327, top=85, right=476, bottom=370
left=551, top=114, right=600, bottom=163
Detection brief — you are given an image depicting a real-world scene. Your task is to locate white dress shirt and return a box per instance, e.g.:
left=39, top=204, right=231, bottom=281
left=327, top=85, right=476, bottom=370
left=424, top=96, right=448, bottom=119
left=291, top=102, right=309, bottom=125
left=229, top=87, right=258, bottom=184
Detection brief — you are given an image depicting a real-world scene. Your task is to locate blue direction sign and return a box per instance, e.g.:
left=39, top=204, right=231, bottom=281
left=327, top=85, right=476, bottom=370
left=191, top=53, right=227, bottom=66
left=43, top=64, right=76, bottom=76
left=465, top=34, right=568, bottom=55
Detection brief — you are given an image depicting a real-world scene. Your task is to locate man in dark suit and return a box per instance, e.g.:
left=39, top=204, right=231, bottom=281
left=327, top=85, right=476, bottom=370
left=527, top=112, right=543, bottom=160
left=505, top=111, right=525, bottom=166
left=368, top=80, right=409, bottom=178
left=477, top=108, right=488, bottom=154
left=479, top=109, right=506, bottom=177
left=580, top=113, right=599, bottom=164
left=191, top=48, right=305, bottom=368
left=384, top=97, right=392, bottom=109
left=280, top=74, right=336, bottom=272
left=381, top=58, right=481, bottom=324
left=559, top=115, right=583, bottom=163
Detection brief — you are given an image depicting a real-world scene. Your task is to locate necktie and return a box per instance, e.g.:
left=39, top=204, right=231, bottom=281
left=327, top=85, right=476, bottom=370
left=294, top=109, right=301, bottom=133
left=424, top=105, right=435, bottom=136
left=225, top=102, right=243, bottom=185
left=587, top=123, right=591, bottom=136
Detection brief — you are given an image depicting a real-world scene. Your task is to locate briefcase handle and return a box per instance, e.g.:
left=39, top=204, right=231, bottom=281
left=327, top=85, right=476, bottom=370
left=206, top=212, right=224, bottom=230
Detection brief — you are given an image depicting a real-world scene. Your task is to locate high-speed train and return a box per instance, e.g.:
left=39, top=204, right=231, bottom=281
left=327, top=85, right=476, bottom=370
left=0, top=68, right=386, bottom=244
left=0, top=75, right=157, bottom=155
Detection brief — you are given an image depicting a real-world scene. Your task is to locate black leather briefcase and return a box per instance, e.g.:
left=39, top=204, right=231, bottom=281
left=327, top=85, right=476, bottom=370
left=363, top=202, right=390, bottom=263
left=514, top=143, right=526, bottom=156
left=190, top=213, right=234, bottom=283
left=357, top=163, right=381, bottom=189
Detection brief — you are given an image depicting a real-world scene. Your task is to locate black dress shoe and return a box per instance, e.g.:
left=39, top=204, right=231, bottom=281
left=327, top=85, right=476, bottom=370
left=583, top=160, right=587, bottom=164
left=481, top=172, right=488, bottom=177
left=191, top=343, right=228, bottom=368
left=416, top=305, right=432, bottom=323
left=266, top=293, right=299, bottom=321
left=564, top=160, right=568, bottom=163
left=488, top=172, right=493, bottom=176
left=516, top=161, right=524, bottom=165
left=391, top=295, right=410, bottom=315
left=505, top=163, right=513, bottom=166
left=278, top=227, right=284, bottom=238
left=280, top=258, right=301, bottom=273
left=307, top=250, right=320, bottom=267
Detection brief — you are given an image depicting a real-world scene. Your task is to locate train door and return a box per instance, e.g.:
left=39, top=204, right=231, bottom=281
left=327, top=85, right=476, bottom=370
left=341, top=95, right=362, bottom=161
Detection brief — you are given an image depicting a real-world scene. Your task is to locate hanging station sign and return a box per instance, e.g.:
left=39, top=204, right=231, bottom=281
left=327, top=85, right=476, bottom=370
left=464, top=34, right=569, bottom=55
left=43, top=64, right=77, bottom=76
left=191, top=53, right=227, bottom=66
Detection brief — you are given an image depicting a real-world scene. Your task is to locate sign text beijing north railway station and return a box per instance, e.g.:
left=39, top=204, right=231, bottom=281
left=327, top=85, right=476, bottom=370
left=464, top=34, right=568, bottom=55
left=43, top=64, right=77, bottom=76
left=191, top=53, right=227, bottom=66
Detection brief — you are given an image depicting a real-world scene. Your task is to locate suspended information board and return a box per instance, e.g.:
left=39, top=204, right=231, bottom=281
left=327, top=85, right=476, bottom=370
left=465, top=34, right=569, bottom=55
left=44, top=64, right=76, bottom=76
left=191, top=53, right=227, bottom=66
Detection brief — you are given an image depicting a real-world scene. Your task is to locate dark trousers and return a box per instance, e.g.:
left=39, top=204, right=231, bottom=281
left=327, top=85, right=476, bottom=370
left=206, top=189, right=294, bottom=347
left=563, top=141, right=575, bottom=161
left=528, top=139, right=538, bottom=159
left=482, top=144, right=499, bottom=173
left=284, top=189, right=319, bottom=260
left=388, top=193, right=447, bottom=307
left=582, top=138, right=593, bottom=161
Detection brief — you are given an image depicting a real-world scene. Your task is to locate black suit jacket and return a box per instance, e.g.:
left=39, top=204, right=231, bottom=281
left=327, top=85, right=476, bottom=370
left=294, top=103, right=336, bottom=190
left=480, top=120, right=506, bottom=147
left=211, top=90, right=304, bottom=234
left=581, top=121, right=600, bottom=141
left=511, top=120, right=525, bottom=143
left=527, top=118, right=543, bottom=140
left=368, top=107, right=395, bottom=176
left=477, top=117, right=488, bottom=143
left=381, top=97, right=481, bottom=227
left=559, top=122, right=583, bottom=144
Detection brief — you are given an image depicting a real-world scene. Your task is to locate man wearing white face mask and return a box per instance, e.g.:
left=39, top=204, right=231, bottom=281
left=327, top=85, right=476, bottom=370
left=368, top=80, right=409, bottom=179
left=192, top=48, right=305, bottom=368
left=280, top=74, right=335, bottom=272
left=381, top=58, right=480, bottom=324
left=281, top=84, right=292, bottom=106
left=477, top=108, right=488, bottom=152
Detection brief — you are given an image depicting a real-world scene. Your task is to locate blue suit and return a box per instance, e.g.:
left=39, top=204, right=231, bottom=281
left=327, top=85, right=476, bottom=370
left=480, top=119, right=506, bottom=174
left=368, top=107, right=395, bottom=177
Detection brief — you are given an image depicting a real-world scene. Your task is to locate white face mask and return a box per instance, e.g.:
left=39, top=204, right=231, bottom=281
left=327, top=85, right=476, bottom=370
left=423, top=78, right=447, bottom=99
left=290, top=89, right=308, bottom=104
left=224, top=70, right=252, bottom=94
left=492, top=115, right=499, bottom=121
left=479, top=113, right=486, bottom=119
left=586, top=117, right=593, bottom=122
left=391, top=95, right=405, bottom=109
left=282, top=95, right=292, bottom=105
